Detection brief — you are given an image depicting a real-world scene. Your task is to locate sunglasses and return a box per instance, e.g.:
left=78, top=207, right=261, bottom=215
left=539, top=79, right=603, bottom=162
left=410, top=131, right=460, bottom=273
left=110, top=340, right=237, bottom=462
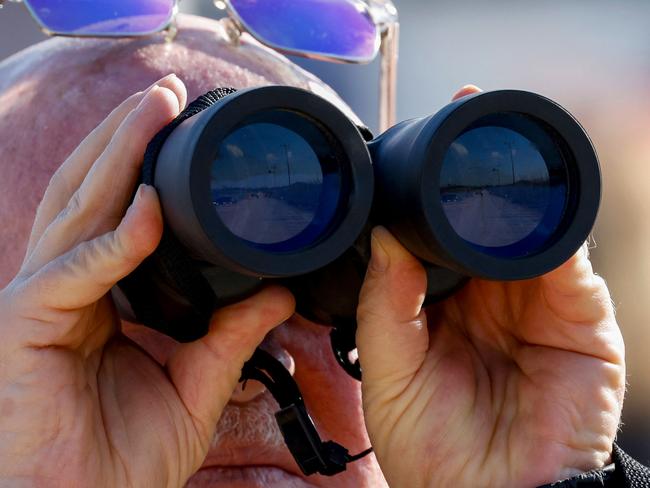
left=2, top=0, right=399, bottom=131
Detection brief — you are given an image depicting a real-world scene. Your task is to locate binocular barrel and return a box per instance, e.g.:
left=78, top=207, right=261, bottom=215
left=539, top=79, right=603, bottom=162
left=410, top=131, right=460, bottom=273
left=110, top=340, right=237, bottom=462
left=118, top=86, right=600, bottom=342
left=369, top=89, right=600, bottom=280
left=154, top=87, right=374, bottom=278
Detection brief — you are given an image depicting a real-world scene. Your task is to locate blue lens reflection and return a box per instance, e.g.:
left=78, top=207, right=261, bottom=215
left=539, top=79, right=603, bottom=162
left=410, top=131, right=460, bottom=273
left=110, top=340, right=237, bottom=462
left=212, top=110, right=346, bottom=252
left=440, top=114, right=568, bottom=258
left=229, top=0, right=378, bottom=61
left=24, top=0, right=174, bottom=35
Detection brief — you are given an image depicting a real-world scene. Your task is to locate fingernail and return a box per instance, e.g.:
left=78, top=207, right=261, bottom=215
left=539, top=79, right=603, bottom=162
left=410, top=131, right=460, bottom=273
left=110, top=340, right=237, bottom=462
left=135, top=184, right=146, bottom=202
left=370, top=227, right=390, bottom=273
left=157, top=73, right=177, bottom=83
left=137, top=183, right=156, bottom=201
left=133, top=183, right=156, bottom=204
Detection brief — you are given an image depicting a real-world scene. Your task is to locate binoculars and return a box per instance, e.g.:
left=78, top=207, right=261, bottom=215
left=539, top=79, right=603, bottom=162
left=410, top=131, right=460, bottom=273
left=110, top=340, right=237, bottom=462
left=116, top=86, right=600, bottom=366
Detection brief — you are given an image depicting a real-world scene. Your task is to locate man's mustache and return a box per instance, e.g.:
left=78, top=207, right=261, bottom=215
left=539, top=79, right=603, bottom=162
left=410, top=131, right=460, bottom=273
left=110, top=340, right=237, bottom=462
left=211, top=392, right=284, bottom=448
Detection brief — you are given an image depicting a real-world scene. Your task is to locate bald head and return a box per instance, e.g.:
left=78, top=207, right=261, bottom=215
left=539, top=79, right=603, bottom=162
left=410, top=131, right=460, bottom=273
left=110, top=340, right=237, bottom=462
left=0, top=13, right=357, bottom=285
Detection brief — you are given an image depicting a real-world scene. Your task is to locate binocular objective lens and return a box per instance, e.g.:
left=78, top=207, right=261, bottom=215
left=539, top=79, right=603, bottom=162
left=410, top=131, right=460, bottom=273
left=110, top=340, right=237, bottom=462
left=211, top=110, right=346, bottom=252
left=440, top=113, right=569, bottom=258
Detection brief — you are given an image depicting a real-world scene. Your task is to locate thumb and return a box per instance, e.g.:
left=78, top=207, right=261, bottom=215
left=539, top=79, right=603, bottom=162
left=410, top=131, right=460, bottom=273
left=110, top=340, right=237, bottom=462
left=166, top=285, right=295, bottom=452
left=356, top=227, right=430, bottom=385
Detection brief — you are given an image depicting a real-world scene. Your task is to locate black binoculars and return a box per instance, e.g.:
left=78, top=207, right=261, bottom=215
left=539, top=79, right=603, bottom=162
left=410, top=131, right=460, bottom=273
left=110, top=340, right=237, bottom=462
left=116, top=85, right=600, bottom=371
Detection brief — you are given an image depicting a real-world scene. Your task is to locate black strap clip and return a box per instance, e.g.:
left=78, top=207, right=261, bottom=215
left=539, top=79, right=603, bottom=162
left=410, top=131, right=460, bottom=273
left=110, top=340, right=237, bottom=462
left=240, top=348, right=371, bottom=476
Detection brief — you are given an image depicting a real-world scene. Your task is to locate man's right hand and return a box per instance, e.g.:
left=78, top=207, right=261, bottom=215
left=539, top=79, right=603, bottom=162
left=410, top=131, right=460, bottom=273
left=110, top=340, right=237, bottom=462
left=0, top=75, right=295, bottom=487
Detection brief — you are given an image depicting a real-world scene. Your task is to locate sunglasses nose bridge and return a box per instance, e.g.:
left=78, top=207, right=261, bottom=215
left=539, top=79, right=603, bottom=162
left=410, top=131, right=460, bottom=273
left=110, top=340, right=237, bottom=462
left=163, top=20, right=178, bottom=43
left=212, top=0, right=244, bottom=45
left=219, top=15, right=243, bottom=46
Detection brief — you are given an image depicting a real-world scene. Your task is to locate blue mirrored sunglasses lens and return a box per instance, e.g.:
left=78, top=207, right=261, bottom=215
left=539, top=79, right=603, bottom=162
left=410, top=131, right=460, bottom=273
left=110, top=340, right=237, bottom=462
left=229, top=0, right=378, bottom=61
left=211, top=110, right=346, bottom=252
left=440, top=113, right=569, bottom=258
left=24, top=0, right=174, bottom=35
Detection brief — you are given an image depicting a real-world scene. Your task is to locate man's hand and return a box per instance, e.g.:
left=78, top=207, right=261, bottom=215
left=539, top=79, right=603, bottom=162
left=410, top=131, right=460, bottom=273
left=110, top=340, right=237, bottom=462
left=356, top=86, right=625, bottom=488
left=0, top=75, right=295, bottom=487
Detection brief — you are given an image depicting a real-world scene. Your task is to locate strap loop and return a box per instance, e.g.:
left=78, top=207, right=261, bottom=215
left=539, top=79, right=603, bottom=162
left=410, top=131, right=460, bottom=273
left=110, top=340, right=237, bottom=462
left=241, top=348, right=372, bottom=476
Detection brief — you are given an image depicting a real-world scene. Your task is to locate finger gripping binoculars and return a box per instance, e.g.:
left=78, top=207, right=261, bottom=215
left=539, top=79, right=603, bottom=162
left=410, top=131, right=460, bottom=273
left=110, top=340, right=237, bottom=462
left=116, top=86, right=600, bottom=364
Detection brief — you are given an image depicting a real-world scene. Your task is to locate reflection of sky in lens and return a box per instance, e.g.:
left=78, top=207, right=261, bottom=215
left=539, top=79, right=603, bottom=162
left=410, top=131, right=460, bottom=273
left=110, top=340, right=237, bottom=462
left=440, top=124, right=567, bottom=255
left=230, top=0, right=378, bottom=60
left=212, top=122, right=324, bottom=245
left=214, top=123, right=323, bottom=189
left=210, top=112, right=344, bottom=252
left=441, top=127, right=549, bottom=188
left=24, top=0, right=174, bottom=34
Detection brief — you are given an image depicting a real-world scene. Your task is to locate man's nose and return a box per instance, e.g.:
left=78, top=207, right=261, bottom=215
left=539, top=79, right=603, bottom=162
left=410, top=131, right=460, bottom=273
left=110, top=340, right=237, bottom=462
left=230, top=342, right=295, bottom=404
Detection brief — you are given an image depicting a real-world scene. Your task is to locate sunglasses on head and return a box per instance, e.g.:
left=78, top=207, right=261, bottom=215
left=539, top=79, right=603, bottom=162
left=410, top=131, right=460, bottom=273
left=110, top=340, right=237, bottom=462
left=1, top=0, right=399, bottom=131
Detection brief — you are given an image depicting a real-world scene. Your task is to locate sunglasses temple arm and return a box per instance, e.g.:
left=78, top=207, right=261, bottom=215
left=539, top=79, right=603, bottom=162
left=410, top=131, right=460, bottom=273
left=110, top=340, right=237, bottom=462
left=378, top=22, right=399, bottom=132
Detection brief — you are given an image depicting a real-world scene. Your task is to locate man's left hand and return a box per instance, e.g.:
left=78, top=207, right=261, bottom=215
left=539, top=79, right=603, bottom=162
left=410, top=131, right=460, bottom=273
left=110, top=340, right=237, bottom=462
left=355, top=86, right=625, bottom=488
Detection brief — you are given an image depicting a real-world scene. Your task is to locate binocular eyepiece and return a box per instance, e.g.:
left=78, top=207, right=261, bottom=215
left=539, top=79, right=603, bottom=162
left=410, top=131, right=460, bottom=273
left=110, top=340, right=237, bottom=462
left=370, top=89, right=599, bottom=279
left=116, top=86, right=600, bottom=345
left=153, top=87, right=374, bottom=277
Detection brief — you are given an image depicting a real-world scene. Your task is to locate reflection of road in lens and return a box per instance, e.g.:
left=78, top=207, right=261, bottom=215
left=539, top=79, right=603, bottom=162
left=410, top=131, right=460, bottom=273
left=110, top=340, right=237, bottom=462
left=211, top=110, right=344, bottom=251
left=442, top=185, right=553, bottom=247
left=214, top=196, right=314, bottom=244
left=440, top=117, right=569, bottom=255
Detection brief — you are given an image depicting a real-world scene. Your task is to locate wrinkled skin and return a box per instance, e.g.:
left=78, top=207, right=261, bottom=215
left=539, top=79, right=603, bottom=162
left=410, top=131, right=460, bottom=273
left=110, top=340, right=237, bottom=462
left=355, top=84, right=625, bottom=487
left=0, top=15, right=382, bottom=488
left=0, top=14, right=625, bottom=488
left=358, top=226, right=624, bottom=487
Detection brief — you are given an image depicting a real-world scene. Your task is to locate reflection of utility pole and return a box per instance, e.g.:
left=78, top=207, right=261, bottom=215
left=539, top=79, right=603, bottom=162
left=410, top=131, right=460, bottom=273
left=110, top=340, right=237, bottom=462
left=468, top=164, right=486, bottom=190
left=491, top=167, right=500, bottom=186
left=506, top=141, right=516, bottom=184
left=283, top=144, right=292, bottom=185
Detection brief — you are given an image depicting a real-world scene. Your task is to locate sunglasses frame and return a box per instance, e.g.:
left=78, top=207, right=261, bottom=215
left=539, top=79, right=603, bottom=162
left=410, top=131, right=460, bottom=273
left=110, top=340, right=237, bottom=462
left=1, top=0, right=398, bottom=131
left=218, top=0, right=398, bottom=132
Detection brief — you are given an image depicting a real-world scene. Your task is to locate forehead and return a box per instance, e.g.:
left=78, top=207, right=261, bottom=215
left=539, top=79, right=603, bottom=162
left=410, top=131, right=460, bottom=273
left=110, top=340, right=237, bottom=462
left=0, top=14, right=355, bottom=286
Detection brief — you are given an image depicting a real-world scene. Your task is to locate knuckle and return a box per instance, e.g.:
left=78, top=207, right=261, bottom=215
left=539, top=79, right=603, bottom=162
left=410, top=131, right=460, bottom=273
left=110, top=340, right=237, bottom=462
left=60, top=189, right=85, bottom=221
left=219, top=299, right=259, bottom=324
left=36, top=246, right=94, bottom=299
left=357, top=299, right=389, bottom=324
left=591, top=274, right=609, bottom=294
left=107, top=232, right=129, bottom=263
left=54, top=187, right=116, bottom=236
left=57, top=239, right=112, bottom=291
left=107, top=228, right=141, bottom=268
left=67, top=238, right=116, bottom=286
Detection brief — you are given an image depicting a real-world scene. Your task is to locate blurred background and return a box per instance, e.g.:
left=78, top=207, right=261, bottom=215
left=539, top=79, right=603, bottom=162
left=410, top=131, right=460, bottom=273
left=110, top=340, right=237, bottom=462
left=1, top=0, right=648, bottom=463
